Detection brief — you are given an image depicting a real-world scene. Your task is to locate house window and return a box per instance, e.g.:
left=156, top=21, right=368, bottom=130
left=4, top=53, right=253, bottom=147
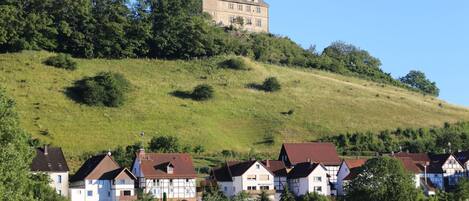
left=186, top=179, right=190, bottom=183
left=313, top=177, right=322, bottom=182
left=247, top=175, right=256, bottom=181
left=256, top=7, right=261, bottom=13
left=224, top=186, right=228, bottom=192
left=123, top=190, right=131, bottom=196
left=260, top=186, right=269, bottom=190
left=58, top=190, right=62, bottom=195
left=87, top=191, right=93, bottom=197
left=314, top=186, right=322, bottom=192
left=108, top=191, right=111, bottom=197
left=169, top=179, right=173, bottom=186
left=256, top=164, right=260, bottom=169
left=247, top=186, right=257, bottom=191
left=88, top=180, right=92, bottom=184
left=238, top=4, right=243, bottom=11
left=256, top=19, right=262, bottom=27
left=246, top=18, right=252, bottom=25
left=228, top=3, right=234, bottom=9
left=259, top=175, right=269, bottom=181
left=57, top=175, right=62, bottom=184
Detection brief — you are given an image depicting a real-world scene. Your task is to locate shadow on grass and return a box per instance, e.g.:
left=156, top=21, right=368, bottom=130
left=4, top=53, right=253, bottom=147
left=64, top=82, right=85, bottom=104
left=170, top=90, right=193, bottom=100
left=246, top=83, right=265, bottom=91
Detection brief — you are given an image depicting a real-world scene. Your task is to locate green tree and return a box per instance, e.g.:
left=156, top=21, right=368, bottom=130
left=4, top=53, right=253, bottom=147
left=258, top=190, right=271, bottom=201
left=202, top=187, right=228, bottom=201
left=149, top=136, right=180, bottom=153
left=301, top=192, right=329, bottom=201
left=400, top=70, right=440, bottom=96
left=454, top=178, right=469, bottom=201
left=279, top=185, right=295, bottom=201
left=232, top=191, right=250, bottom=201
left=192, top=84, right=214, bottom=101
left=346, top=157, right=421, bottom=201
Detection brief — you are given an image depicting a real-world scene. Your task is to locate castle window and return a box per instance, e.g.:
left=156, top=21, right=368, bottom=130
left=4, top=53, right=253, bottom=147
left=238, top=4, right=243, bottom=11
left=256, top=19, right=262, bottom=27
left=228, top=3, right=234, bottom=9
left=256, top=7, right=261, bottom=13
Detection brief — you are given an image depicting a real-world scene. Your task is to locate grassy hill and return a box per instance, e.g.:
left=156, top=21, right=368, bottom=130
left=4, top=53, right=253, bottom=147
left=1, top=51, right=469, bottom=160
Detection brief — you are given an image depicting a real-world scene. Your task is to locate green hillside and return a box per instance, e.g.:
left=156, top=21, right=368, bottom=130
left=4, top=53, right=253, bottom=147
left=1, top=51, right=469, bottom=158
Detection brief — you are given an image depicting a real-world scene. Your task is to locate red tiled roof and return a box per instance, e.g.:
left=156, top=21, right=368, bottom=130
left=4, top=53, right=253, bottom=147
left=138, top=153, right=196, bottom=179
left=394, top=152, right=430, bottom=163
left=344, top=159, right=367, bottom=169
left=281, top=143, right=341, bottom=166
left=262, top=160, right=287, bottom=177
left=396, top=157, right=421, bottom=174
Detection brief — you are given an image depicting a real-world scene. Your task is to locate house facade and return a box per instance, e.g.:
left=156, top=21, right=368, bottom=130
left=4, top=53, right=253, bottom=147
left=288, top=162, right=331, bottom=197
left=427, top=154, right=465, bottom=189
left=131, top=150, right=197, bottom=201
left=278, top=142, right=341, bottom=195
left=211, top=160, right=275, bottom=200
left=202, top=0, right=269, bottom=32
left=261, top=160, right=288, bottom=192
left=31, top=146, right=70, bottom=197
left=336, top=159, right=367, bottom=196
left=70, top=153, right=137, bottom=201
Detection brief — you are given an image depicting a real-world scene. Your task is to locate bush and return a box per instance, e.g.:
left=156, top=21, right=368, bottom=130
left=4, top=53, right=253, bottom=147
left=74, top=72, right=130, bottom=107
left=221, top=57, right=249, bottom=70
left=44, top=54, right=77, bottom=70
left=192, top=84, right=214, bottom=101
left=262, top=77, right=281, bottom=92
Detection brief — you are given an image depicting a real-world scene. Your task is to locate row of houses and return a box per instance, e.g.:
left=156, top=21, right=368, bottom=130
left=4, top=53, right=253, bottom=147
left=31, top=143, right=469, bottom=201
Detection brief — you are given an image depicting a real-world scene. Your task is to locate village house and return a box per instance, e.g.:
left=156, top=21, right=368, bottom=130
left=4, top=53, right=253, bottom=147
left=455, top=151, right=469, bottom=177
left=336, top=159, right=367, bottom=196
left=278, top=142, right=342, bottom=195
left=202, top=0, right=269, bottom=32
left=69, top=153, right=137, bottom=201
left=261, top=160, right=288, bottom=193
left=31, top=145, right=70, bottom=197
left=211, top=160, right=276, bottom=200
left=131, top=150, right=197, bottom=201
left=287, top=162, right=331, bottom=197
left=427, top=153, right=465, bottom=189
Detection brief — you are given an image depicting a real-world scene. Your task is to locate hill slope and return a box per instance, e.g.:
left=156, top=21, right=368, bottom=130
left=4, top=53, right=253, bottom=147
left=1, top=51, right=469, bottom=157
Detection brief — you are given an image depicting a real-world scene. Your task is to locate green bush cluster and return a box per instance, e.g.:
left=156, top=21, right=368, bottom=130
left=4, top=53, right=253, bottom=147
left=74, top=72, right=130, bottom=107
left=221, top=57, right=249, bottom=70
left=43, top=54, right=77, bottom=70
left=192, top=84, right=214, bottom=101
left=262, top=77, right=281, bottom=92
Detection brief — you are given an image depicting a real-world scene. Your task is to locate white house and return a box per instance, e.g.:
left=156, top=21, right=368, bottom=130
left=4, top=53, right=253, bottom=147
left=427, top=153, right=465, bottom=189
left=336, top=159, right=367, bottom=196
left=211, top=160, right=275, bottom=200
left=278, top=143, right=341, bottom=195
left=69, top=153, right=137, bottom=201
left=261, top=160, right=288, bottom=192
left=31, top=146, right=70, bottom=197
left=287, top=162, right=331, bottom=197
left=131, top=150, right=197, bottom=201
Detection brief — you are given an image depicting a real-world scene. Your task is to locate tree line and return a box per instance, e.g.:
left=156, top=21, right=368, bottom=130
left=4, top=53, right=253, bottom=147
left=0, top=0, right=439, bottom=95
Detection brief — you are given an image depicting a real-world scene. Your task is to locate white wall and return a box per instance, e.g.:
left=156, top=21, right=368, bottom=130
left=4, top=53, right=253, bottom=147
left=336, top=162, right=350, bottom=196
left=145, top=178, right=197, bottom=199
left=289, top=166, right=330, bottom=197
left=70, top=188, right=86, bottom=201
left=48, top=172, right=69, bottom=197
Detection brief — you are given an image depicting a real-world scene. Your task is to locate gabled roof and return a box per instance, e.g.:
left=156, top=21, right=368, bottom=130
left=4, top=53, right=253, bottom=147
left=397, top=157, right=421, bottom=174
left=393, top=152, right=430, bottom=164
left=427, top=154, right=462, bottom=173
left=261, top=160, right=287, bottom=177
left=344, top=159, right=367, bottom=169
left=137, top=153, right=196, bottom=179
left=455, top=151, right=469, bottom=164
left=287, top=162, right=324, bottom=179
left=70, top=154, right=121, bottom=182
left=31, top=147, right=69, bottom=172
left=212, top=161, right=273, bottom=182
left=280, top=143, right=341, bottom=166
left=100, top=168, right=137, bottom=180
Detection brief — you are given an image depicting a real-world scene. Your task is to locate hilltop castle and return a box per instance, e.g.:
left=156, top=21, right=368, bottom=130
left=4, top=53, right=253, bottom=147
left=203, top=0, right=269, bottom=32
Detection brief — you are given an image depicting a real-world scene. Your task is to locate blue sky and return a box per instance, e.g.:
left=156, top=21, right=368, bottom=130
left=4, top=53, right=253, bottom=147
left=268, top=0, right=469, bottom=106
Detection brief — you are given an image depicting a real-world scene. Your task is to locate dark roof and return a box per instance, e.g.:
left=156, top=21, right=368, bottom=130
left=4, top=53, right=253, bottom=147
left=262, top=160, right=287, bottom=177
left=343, top=167, right=362, bottom=181
left=31, top=147, right=69, bottom=172
left=280, top=143, right=342, bottom=166
left=288, top=162, right=323, bottom=179
left=71, top=154, right=121, bottom=182
left=455, top=151, right=469, bottom=164
left=212, top=161, right=273, bottom=182
left=427, top=154, right=454, bottom=173
left=100, top=168, right=137, bottom=180
left=221, top=0, right=269, bottom=7
left=137, top=153, right=197, bottom=179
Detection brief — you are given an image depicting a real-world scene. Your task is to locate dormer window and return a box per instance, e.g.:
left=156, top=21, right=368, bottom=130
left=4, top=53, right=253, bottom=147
left=167, top=163, right=174, bottom=174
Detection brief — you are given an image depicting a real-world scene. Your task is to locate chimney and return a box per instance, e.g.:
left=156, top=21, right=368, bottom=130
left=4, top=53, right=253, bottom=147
left=307, top=158, right=312, bottom=164
left=265, top=160, right=270, bottom=167
left=107, top=149, right=112, bottom=156
left=138, top=148, right=145, bottom=159
left=44, top=145, right=48, bottom=155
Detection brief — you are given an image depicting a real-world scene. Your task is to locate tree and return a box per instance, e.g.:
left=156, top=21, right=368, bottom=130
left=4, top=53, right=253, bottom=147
left=258, top=190, right=271, bottom=201
left=279, top=185, right=295, bottom=201
left=346, top=157, right=421, bottom=201
left=202, top=187, right=228, bottom=201
left=454, top=178, right=469, bottom=200
left=262, top=77, right=281, bottom=92
left=232, top=191, right=250, bottom=201
left=0, top=88, right=65, bottom=200
left=148, top=136, right=180, bottom=153
left=300, top=192, right=329, bottom=201
left=193, top=145, right=205, bottom=155
left=400, top=70, right=440, bottom=96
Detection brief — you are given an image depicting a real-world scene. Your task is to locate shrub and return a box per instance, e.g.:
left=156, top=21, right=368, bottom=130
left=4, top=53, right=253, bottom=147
left=262, top=77, right=281, bottom=92
left=221, top=57, right=249, bottom=70
left=191, top=84, right=214, bottom=101
left=74, top=72, right=130, bottom=107
left=44, top=54, right=77, bottom=70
